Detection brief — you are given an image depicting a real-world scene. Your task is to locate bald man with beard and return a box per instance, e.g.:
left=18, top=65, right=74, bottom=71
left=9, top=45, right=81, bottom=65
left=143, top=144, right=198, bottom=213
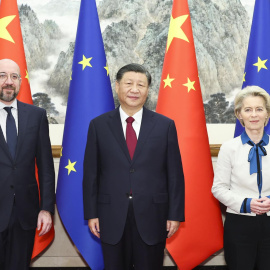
left=0, top=59, right=55, bottom=270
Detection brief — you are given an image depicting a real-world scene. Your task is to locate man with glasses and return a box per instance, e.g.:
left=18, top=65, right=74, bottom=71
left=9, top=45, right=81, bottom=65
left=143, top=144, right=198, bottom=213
left=0, top=59, right=55, bottom=270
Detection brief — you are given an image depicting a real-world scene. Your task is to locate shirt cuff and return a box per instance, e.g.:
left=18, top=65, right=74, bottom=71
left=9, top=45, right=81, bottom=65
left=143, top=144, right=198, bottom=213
left=240, top=198, right=252, bottom=213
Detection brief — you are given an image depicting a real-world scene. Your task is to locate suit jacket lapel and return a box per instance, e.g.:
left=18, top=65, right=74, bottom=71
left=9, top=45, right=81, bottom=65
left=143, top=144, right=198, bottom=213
left=132, top=107, right=155, bottom=164
left=16, top=101, right=28, bottom=160
left=107, top=108, right=131, bottom=162
left=0, top=123, right=11, bottom=159
left=0, top=101, right=28, bottom=161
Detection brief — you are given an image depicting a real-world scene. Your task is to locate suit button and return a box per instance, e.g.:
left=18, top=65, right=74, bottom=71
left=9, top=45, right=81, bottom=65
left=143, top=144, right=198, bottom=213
left=126, top=193, right=133, bottom=198
left=10, top=185, right=14, bottom=189
left=130, top=169, right=135, bottom=173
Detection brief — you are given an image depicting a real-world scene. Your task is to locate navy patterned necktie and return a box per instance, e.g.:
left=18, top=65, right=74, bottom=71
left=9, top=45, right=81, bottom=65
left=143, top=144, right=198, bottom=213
left=126, top=117, right=137, bottom=159
left=4, top=107, right=17, bottom=159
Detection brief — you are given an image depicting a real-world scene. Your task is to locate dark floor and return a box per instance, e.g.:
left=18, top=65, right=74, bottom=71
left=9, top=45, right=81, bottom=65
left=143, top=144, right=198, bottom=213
left=193, top=267, right=227, bottom=270
left=29, top=266, right=227, bottom=269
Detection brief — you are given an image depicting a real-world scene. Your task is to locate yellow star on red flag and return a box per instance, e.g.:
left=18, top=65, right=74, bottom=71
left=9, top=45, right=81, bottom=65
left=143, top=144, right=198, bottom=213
left=183, top=77, right=195, bottom=92
left=163, top=74, right=175, bottom=88
left=156, top=0, right=224, bottom=268
left=166, top=14, right=189, bottom=52
left=25, top=69, right=29, bottom=83
left=0, top=15, right=16, bottom=43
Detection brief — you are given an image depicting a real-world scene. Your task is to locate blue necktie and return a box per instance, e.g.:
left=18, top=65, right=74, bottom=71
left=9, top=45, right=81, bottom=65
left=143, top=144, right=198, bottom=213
left=247, top=140, right=267, bottom=175
left=4, top=107, right=17, bottom=159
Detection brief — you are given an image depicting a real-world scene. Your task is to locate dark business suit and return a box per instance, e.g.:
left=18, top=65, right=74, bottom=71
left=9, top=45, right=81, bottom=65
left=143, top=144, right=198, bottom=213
left=0, top=101, right=55, bottom=269
left=83, top=107, right=184, bottom=268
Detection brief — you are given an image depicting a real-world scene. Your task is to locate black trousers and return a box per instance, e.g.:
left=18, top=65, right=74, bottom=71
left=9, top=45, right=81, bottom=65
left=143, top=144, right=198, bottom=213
left=224, top=213, right=270, bottom=270
left=0, top=199, right=36, bottom=270
left=101, top=199, right=166, bottom=270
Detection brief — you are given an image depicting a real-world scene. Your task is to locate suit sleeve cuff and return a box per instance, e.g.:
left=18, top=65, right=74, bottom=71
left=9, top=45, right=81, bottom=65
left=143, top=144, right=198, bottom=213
left=240, top=198, right=251, bottom=213
left=246, top=198, right=252, bottom=213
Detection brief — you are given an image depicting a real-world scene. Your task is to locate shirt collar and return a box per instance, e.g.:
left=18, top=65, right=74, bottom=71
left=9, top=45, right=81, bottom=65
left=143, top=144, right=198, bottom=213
left=241, top=130, right=269, bottom=146
left=119, top=106, right=143, bottom=124
left=0, top=99, right=18, bottom=110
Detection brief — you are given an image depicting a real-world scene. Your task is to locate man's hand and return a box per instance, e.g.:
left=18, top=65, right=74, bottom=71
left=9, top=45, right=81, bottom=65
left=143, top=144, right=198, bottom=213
left=88, top=218, right=100, bottom=238
left=251, top=197, right=270, bottom=215
left=37, top=210, right=52, bottom=236
left=166, top=220, right=180, bottom=238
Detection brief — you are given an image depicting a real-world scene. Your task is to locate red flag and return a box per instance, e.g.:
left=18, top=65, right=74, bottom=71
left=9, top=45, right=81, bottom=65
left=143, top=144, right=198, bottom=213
left=0, top=0, right=54, bottom=258
left=156, top=0, right=223, bottom=269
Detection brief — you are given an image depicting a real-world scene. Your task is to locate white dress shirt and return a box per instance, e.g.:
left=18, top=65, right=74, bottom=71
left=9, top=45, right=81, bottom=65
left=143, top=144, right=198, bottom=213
left=0, top=99, right=18, bottom=141
left=212, top=135, right=270, bottom=216
left=119, top=106, right=143, bottom=139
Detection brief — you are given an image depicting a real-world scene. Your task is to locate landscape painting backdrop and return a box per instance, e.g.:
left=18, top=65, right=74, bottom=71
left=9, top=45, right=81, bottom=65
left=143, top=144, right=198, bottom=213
left=17, top=0, right=255, bottom=124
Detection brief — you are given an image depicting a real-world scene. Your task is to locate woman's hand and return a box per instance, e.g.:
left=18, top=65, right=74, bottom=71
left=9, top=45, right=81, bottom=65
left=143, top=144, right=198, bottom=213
left=250, top=197, right=270, bottom=214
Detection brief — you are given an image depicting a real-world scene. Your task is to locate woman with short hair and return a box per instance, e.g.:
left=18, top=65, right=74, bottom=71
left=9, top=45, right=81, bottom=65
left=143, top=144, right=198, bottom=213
left=212, top=86, right=270, bottom=270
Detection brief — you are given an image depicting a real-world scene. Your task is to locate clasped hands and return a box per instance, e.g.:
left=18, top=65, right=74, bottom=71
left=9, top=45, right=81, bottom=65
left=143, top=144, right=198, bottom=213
left=251, top=197, right=270, bottom=215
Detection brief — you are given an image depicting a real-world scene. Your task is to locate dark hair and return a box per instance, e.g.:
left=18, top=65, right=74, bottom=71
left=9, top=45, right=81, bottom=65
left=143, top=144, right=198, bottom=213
left=116, top=63, right=152, bottom=86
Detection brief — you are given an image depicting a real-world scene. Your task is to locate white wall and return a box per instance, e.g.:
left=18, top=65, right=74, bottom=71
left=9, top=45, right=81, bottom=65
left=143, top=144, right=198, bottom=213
left=49, top=123, right=237, bottom=146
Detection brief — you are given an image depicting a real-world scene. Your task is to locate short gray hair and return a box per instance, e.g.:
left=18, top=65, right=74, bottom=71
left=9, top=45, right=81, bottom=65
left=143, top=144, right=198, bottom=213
left=234, top=85, right=270, bottom=126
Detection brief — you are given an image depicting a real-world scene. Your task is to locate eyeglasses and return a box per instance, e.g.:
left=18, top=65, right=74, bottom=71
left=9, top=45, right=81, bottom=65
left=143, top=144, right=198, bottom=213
left=0, top=72, right=21, bottom=82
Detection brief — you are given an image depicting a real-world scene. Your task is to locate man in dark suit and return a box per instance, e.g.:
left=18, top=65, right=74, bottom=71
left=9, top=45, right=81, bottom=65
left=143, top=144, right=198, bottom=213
left=0, top=59, right=55, bottom=270
left=83, top=63, right=184, bottom=270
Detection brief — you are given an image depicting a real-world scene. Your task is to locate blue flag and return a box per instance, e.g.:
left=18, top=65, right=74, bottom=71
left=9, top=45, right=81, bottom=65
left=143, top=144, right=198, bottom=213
left=234, top=0, right=270, bottom=137
left=56, top=0, right=114, bottom=269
